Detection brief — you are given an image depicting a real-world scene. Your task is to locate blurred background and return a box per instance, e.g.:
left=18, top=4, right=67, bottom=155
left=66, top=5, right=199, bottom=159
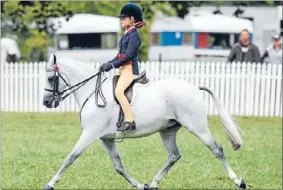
left=1, top=0, right=282, bottom=63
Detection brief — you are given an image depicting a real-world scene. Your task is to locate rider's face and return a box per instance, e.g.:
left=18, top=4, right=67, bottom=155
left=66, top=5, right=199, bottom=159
left=120, top=16, right=133, bottom=29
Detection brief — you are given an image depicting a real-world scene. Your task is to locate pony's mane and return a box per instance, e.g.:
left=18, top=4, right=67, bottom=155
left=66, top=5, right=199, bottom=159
left=59, top=57, right=96, bottom=75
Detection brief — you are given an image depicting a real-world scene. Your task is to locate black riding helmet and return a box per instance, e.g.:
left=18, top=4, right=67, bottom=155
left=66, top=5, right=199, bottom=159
left=117, top=3, right=144, bottom=22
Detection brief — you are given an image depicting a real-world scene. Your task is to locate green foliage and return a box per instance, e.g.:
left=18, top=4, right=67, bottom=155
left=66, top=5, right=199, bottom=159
left=265, top=0, right=275, bottom=5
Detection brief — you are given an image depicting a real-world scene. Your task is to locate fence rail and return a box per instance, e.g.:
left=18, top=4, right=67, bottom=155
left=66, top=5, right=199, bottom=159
left=0, top=61, right=282, bottom=117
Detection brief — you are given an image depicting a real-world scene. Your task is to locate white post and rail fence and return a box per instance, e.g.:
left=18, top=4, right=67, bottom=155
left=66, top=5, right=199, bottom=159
left=0, top=61, right=282, bottom=117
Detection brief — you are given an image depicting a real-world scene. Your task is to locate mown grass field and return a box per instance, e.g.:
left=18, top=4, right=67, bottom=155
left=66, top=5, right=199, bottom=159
left=1, top=113, right=282, bottom=189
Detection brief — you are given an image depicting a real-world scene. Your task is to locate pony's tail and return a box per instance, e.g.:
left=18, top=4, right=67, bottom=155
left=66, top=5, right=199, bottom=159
left=199, top=86, right=244, bottom=151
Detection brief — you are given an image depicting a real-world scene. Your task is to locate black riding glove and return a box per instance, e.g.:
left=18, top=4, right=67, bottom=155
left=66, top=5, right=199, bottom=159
left=99, top=63, right=113, bottom=72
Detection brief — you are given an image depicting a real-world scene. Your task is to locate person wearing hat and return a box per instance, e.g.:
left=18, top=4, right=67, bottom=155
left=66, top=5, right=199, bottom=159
left=261, top=34, right=282, bottom=64
left=99, top=3, right=146, bottom=132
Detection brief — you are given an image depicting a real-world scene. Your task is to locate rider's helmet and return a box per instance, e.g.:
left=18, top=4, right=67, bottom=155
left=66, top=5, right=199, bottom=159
left=117, top=3, right=144, bottom=23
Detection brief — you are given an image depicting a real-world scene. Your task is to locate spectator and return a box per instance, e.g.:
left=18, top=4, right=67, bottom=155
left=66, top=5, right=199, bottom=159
left=261, top=34, right=282, bottom=65
left=227, top=29, right=261, bottom=63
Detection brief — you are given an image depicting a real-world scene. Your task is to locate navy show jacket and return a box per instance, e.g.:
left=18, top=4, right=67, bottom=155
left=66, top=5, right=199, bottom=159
left=109, top=28, right=141, bottom=75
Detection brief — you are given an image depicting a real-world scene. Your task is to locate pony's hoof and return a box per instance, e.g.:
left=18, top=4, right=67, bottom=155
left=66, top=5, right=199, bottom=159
left=43, top=184, right=54, bottom=190
left=143, top=184, right=150, bottom=190
left=239, top=179, right=246, bottom=189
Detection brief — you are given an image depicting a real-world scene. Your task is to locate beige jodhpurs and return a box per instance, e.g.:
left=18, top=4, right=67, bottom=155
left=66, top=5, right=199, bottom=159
left=115, top=63, right=136, bottom=121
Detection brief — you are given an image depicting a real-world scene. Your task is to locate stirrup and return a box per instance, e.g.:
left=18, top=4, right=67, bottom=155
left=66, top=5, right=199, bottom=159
left=123, top=121, right=136, bottom=131
left=116, top=121, right=136, bottom=132
left=116, top=122, right=124, bottom=131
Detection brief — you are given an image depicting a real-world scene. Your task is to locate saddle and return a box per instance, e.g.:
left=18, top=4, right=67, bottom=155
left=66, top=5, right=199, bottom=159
left=112, top=70, right=149, bottom=129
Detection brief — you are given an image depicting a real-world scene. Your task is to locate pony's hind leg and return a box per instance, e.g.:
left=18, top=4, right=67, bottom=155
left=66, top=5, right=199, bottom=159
left=149, top=123, right=182, bottom=189
left=193, top=130, right=246, bottom=189
left=178, top=111, right=246, bottom=189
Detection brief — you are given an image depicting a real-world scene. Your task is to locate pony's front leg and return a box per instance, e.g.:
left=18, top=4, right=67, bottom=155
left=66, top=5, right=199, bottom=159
left=43, top=129, right=100, bottom=190
left=102, top=140, right=148, bottom=190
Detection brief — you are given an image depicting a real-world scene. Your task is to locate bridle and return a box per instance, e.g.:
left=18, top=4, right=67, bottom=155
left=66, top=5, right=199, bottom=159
left=44, top=64, right=125, bottom=143
left=43, top=62, right=128, bottom=142
left=44, top=64, right=107, bottom=108
left=44, top=66, right=68, bottom=103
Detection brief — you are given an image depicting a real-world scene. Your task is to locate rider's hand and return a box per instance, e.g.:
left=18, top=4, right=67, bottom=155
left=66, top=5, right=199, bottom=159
left=99, top=63, right=113, bottom=72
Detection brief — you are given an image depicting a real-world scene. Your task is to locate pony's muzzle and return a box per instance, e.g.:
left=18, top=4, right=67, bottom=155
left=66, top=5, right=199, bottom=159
left=43, top=97, right=59, bottom=108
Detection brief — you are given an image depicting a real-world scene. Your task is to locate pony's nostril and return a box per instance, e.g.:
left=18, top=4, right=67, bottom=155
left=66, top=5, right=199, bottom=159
left=44, top=100, right=49, bottom=105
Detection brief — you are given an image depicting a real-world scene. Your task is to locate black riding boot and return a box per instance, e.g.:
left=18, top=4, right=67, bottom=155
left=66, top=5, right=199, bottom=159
left=117, top=121, right=136, bottom=132
left=123, top=121, right=136, bottom=131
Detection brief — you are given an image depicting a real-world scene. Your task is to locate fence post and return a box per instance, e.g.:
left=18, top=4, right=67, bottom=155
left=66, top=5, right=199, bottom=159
left=240, top=62, right=246, bottom=116
left=10, top=63, right=15, bottom=112
left=28, top=63, right=33, bottom=112
left=259, top=63, right=267, bottom=116
left=264, top=63, right=272, bottom=116
left=275, top=64, right=282, bottom=117
left=0, top=61, right=4, bottom=111
left=14, top=62, right=19, bottom=112
left=23, top=63, right=29, bottom=112
left=39, top=62, right=45, bottom=112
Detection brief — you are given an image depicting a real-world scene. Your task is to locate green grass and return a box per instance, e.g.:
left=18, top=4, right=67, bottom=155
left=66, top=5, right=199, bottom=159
left=1, top=113, right=282, bottom=189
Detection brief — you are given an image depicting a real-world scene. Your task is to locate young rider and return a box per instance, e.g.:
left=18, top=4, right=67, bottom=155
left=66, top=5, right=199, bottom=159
left=99, top=3, right=146, bottom=132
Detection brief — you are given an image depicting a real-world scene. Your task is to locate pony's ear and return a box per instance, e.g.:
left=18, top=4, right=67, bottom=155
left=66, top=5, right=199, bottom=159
left=53, top=54, right=56, bottom=65
left=47, top=54, right=57, bottom=65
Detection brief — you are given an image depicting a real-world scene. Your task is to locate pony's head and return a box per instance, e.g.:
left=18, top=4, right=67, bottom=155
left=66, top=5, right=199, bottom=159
left=43, top=54, right=69, bottom=108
